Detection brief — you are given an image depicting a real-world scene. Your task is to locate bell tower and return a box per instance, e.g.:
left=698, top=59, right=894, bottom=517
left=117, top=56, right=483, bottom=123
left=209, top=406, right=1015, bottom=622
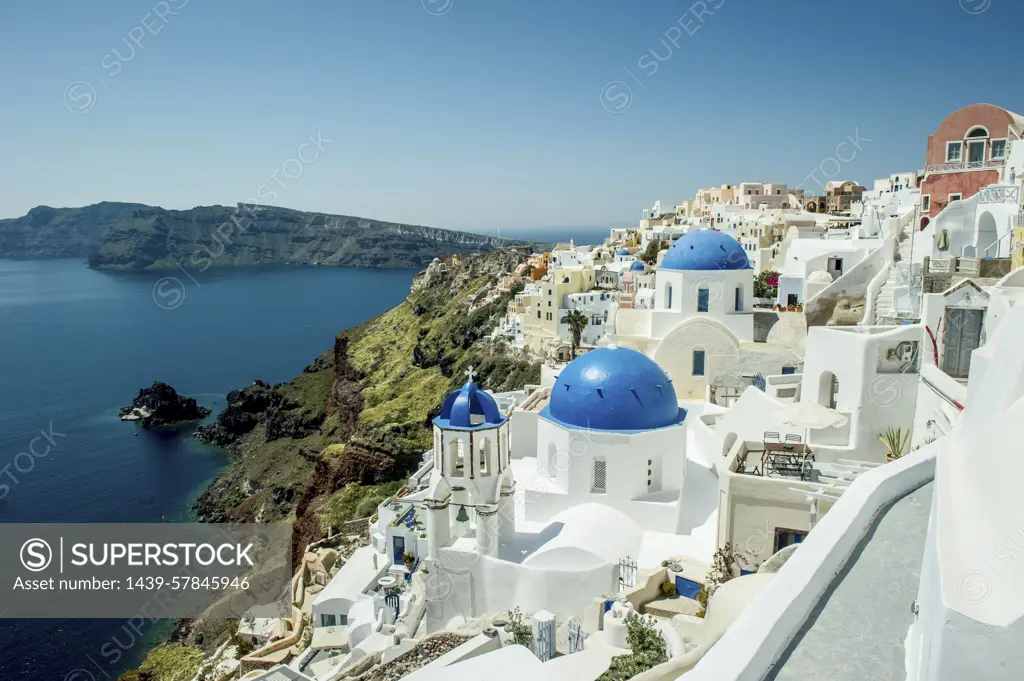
left=425, top=367, right=514, bottom=558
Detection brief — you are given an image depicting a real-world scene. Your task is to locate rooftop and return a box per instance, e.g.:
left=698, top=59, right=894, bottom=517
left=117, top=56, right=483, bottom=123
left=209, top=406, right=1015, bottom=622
left=767, top=481, right=933, bottom=681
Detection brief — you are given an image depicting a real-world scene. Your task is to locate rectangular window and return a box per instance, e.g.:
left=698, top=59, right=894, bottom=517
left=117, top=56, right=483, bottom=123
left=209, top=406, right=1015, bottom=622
left=991, top=139, right=1007, bottom=160
left=968, top=140, right=985, bottom=164
left=592, top=458, right=607, bottom=493
left=774, top=528, right=808, bottom=553
left=479, top=445, right=488, bottom=474
left=946, top=141, right=962, bottom=162
left=693, top=350, right=706, bottom=376
left=948, top=193, right=962, bottom=202
left=697, top=288, right=709, bottom=312
left=322, top=614, right=337, bottom=627
left=921, top=195, right=931, bottom=212
left=781, top=366, right=796, bottom=375
left=734, top=287, right=742, bottom=312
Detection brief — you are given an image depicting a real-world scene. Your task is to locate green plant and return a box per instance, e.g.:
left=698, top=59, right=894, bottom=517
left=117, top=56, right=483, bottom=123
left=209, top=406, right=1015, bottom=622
left=402, top=551, right=416, bottom=565
left=506, top=606, right=534, bottom=647
left=659, top=581, right=676, bottom=598
left=561, top=309, right=589, bottom=359
left=696, top=543, right=755, bottom=616
left=640, top=239, right=662, bottom=262
left=754, top=270, right=780, bottom=299
left=597, top=613, right=668, bottom=681
left=880, top=427, right=910, bottom=460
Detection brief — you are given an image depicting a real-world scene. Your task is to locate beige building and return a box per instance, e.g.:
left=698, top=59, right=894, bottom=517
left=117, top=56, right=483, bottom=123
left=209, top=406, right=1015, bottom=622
left=521, top=268, right=597, bottom=356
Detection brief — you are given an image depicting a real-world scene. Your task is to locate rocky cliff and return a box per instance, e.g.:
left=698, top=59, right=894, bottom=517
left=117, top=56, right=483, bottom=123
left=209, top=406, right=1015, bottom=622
left=0, top=202, right=529, bottom=269
left=191, top=247, right=538, bottom=552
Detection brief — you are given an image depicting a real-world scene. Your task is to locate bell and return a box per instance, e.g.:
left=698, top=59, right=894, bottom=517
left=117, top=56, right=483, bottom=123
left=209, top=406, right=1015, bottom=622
left=456, top=505, right=469, bottom=523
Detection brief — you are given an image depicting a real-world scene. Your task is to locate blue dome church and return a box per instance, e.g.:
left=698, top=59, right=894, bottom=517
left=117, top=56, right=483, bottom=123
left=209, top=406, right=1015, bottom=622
left=527, top=347, right=690, bottom=533
left=621, top=229, right=758, bottom=402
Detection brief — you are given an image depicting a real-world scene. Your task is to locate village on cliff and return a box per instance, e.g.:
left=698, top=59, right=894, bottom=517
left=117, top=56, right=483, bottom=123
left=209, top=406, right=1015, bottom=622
left=218, top=103, right=1024, bottom=681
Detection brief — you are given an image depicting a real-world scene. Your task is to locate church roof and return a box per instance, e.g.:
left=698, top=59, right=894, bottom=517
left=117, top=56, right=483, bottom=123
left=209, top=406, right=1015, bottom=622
left=433, top=368, right=506, bottom=431
left=616, top=248, right=630, bottom=256
left=629, top=260, right=647, bottom=272
left=542, top=347, right=685, bottom=431
left=660, top=229, right=750, bottom=271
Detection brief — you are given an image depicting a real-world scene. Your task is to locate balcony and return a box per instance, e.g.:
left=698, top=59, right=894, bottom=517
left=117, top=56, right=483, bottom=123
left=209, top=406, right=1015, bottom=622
left=977, top=185, right=1020, bottom=204
left=925, top=159, right=1004, bottom=174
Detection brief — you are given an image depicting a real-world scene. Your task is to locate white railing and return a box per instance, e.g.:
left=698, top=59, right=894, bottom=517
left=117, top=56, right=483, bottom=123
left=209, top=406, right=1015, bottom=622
left=977, top=185, right=1020, bottom=204
left=925, top=159, right=1005, bottom=174
left=1009, top=124, right=1024, bottom=142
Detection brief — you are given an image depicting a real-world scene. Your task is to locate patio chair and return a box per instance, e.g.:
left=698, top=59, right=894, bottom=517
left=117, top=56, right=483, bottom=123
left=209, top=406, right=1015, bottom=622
left=763, top=431, right=781, bottom=442
left=785, top=434, right=803, bottom=443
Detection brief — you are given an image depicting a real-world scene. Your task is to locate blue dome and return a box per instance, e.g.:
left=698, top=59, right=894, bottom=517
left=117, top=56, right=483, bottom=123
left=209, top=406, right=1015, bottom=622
left=616, top=248, right=630, bottom=256
left=629, top=260, right=646, bottom=272
left=544, top=348, right=684, bottom=431
left=660, top=230, right=750, bottom=271
left=434, top=376, right=505, bottom=430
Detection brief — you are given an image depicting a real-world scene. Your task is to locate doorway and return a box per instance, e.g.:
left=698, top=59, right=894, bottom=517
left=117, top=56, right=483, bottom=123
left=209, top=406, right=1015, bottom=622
left=942, top=308, right=984, bottom=378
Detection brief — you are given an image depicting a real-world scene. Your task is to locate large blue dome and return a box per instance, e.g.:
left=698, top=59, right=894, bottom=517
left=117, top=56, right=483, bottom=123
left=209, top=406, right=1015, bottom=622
left=434, top=375, right=506, bottom=430
left=629, top=260, right=646, bottom=272
left=660, top=230, right=750, bottom=271
left=616, top=248, right=630, bottom=256
left=544, top=348, right=684, bottom=431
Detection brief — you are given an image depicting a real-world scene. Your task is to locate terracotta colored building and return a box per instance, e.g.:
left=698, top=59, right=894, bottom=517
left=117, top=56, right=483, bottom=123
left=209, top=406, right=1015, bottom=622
left=919, top=103, right=1024, bottom=228
left=825, top=181, right=866, bottom=214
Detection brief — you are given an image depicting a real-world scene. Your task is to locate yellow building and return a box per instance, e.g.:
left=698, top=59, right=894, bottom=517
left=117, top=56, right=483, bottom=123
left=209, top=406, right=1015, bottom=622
left=1012, top=225, right=1024, bottom=270
left=521, top=268, right=597, bottom=356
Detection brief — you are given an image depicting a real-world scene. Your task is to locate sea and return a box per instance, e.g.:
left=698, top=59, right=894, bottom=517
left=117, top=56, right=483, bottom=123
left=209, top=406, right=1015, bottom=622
left=0, top=259, right=416, bottom=681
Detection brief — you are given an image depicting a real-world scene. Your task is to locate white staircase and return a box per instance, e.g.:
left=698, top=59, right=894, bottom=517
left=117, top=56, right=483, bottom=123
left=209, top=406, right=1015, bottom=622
left=874, top=218, right=915, bottom=324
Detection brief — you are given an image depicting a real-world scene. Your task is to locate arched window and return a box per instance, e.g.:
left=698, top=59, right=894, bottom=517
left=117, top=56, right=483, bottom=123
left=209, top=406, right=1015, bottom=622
left=665, top=284, right=673, bottom=309
left=479, top=438, right=490, bottom=475
left=454, top=439, right=465, bottom=476
left=966, top=126, right=989, bottom=138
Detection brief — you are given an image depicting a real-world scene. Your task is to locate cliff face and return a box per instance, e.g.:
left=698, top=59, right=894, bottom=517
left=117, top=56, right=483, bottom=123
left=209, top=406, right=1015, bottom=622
left=192, top=248, right=539, bottom=554
left=0, top=202, right=146, bottom=259
left=0, top=201, right=528, bottom=269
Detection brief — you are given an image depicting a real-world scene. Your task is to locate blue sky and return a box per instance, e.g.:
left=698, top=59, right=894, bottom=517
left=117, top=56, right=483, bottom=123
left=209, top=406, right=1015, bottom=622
left=2, top=0, right=1023, bottom=232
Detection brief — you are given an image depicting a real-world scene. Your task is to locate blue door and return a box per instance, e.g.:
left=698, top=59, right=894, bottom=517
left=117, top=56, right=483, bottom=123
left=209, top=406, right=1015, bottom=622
left=675, top=576, right=702, bottom=600
left=393, top=535, right=405, bottom=564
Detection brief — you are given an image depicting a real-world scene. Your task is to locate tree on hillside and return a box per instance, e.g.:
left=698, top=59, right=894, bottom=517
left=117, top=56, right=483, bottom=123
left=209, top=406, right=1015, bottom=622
left=561, top=309, right=589, bottom=359
left=640, top=239, right=662, bottom=262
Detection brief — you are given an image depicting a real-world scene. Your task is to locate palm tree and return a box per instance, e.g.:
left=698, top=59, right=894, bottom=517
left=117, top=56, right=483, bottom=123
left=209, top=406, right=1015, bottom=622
left=561, top=309, right=589, bottom=359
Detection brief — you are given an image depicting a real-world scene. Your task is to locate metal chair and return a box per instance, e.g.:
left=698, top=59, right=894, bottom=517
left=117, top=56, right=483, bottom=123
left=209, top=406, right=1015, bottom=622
left=785, top=434, right=803, bottom=443
left=764, top=431, right=781, bottom=442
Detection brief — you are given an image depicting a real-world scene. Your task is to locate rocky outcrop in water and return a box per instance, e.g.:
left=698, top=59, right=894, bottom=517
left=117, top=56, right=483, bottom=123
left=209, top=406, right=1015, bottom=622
left=193, top=380, right=275, bottom=446
left=120, top=382, right=212, bottom=428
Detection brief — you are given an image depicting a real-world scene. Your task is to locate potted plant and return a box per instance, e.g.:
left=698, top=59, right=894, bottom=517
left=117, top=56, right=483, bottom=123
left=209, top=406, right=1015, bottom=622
left=659, top=581, right=677, bottom=598
left=879, top=427, right=910, bottom=462
left=402, top=552, right=416, bottom=570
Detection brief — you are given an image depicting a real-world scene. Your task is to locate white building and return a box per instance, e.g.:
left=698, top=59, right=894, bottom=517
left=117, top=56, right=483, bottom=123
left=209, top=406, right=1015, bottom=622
left=559, top=289, right=619, bottom=347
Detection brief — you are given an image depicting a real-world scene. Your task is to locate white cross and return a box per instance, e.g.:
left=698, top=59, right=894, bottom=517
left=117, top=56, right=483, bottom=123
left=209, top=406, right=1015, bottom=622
left=465, top=366, right=477, bottom=383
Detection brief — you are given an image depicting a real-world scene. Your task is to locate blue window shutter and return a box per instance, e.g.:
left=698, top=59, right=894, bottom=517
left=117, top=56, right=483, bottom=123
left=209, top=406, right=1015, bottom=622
left=697, top=288, right=709, bottom=312
left=693, top=351, right=706, bottom=376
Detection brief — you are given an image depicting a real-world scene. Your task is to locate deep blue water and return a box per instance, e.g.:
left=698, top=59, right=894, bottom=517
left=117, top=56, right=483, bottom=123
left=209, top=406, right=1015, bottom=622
left=0, top=260, right=414, bottom=681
